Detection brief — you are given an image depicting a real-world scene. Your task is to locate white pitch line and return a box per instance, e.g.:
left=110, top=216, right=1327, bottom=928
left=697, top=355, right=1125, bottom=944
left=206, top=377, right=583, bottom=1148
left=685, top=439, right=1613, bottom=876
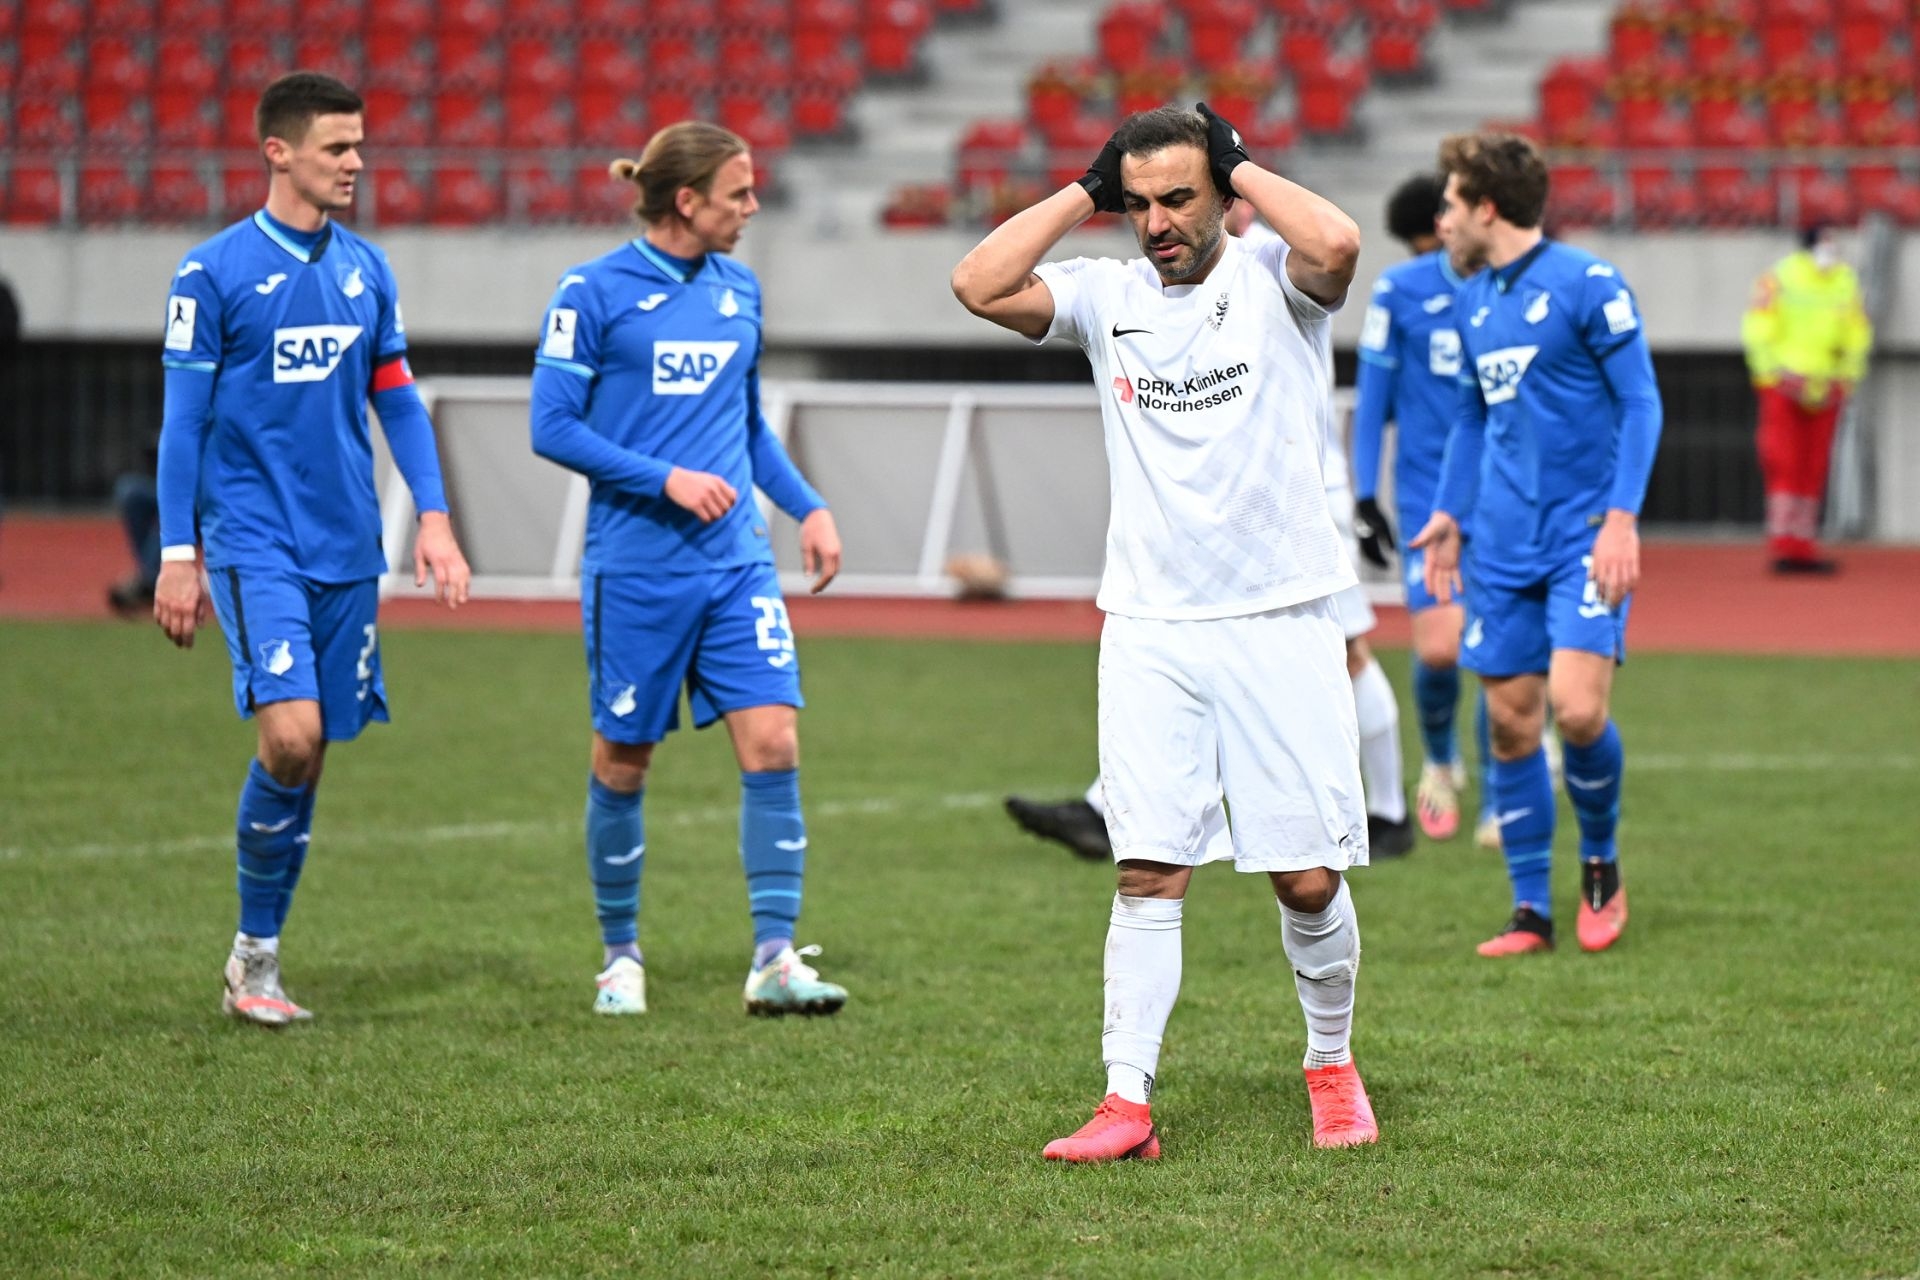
left=0, top=791, right=1002, bottom=865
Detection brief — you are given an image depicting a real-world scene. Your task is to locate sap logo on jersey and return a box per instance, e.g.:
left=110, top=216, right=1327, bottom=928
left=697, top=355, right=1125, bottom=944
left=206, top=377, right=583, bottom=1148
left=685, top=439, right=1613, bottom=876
left=1474, top=344, right=1539, bottom=404
left=653, top=340, right=738, bottom=395
left=273, top=325, right=363, bottom=383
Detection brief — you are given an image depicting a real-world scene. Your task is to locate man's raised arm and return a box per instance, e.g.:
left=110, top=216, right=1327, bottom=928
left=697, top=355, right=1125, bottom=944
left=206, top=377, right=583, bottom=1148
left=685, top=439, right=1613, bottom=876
left=1196, top=103, right=1359, bottom=307
left=951, top=135, right=1120, bottom=340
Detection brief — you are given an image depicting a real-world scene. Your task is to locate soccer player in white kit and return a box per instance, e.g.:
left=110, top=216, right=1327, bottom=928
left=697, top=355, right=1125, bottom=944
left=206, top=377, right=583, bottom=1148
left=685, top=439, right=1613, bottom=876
left=952, top=104, right=1379, bottom=1159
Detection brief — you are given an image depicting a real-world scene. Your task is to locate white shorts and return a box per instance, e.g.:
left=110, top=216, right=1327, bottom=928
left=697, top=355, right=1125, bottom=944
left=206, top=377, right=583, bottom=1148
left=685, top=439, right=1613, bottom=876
left=1326, top=484, right=1377, bottom=640
left=1097, top=597, right=1370, bottom=874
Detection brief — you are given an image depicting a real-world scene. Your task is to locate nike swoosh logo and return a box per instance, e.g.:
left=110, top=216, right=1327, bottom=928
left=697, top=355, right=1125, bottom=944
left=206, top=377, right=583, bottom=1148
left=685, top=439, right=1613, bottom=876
left=1565, top=775, right=1614, bottom=791
left=774, top=838, right=808, bottom=851
left=559, top=273, right=586, bottom=288
left=176, top=262, right=205, bottom=278
left=604, top=844, right=645, bottom=866
left=637, top=293, right=669, bottom=311
left=1493, top=808, right=1533, bottom=827
left=255, top=273, right=287, bottom=295
left=1111, top=325, right=1152, bottom=337
left=249, top=816, right=297, bottom=834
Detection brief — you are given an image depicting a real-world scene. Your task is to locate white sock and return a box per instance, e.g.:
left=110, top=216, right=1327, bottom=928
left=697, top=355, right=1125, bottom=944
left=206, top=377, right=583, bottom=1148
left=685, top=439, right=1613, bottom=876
left=1279, top=879, right=1359, bottom=1068
left=233, top=931, right=278, bottom=955
left=1101, top=893, right=1182, bottom=1105
left=1353, top=658, right=1407, bottom=823
left=1083, top=777, right=1108, bottom=819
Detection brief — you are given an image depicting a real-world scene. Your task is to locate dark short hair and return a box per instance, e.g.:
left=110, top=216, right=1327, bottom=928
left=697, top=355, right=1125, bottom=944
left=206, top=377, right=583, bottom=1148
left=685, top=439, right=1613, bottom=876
left=1111, top=106, right=1209, bottom=167
left=256, top=72, right=363, bottom=144
left=1799, top=222, right=1830, bottom=249
left=1386, top=172, right=1445, bottom=246
left=1438, top=132, right=1549, bottom=230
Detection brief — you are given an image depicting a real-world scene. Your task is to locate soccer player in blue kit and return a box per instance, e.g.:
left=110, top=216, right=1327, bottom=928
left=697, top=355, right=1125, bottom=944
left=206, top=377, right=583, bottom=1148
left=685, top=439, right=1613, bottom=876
left=1413, top=133, right=1661, bottom=956
left=153, top=73, right=471, bottom=1025
left=529, top=122, right=848, bottom=1018
left=1351, top=173, right=1500, bottom=848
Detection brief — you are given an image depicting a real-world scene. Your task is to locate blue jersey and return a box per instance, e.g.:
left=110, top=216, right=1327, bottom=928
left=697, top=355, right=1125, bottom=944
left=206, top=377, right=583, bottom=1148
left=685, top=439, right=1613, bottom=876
left=1437, top=240, right=1662, bottom=577
left=1352, top=249, right=1469, bottom=537
left=530, top=238, right=823, bottom=577
left=160, top=212, right=410, bottom=582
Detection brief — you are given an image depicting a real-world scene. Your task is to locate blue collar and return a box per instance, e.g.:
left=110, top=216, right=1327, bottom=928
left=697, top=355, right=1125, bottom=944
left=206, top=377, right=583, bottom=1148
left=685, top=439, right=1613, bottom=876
left=1490, top=239, right=1550, bottom=294
left=631, top=238, right=705, bottom=283
left=253, top=209, right=331, bottom=263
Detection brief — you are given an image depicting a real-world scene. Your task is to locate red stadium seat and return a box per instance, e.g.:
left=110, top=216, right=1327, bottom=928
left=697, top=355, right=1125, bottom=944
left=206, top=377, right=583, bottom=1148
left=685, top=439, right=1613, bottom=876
left=369, top=167, right=429, bottom=224
left=646, top=84, right=708, bottom=129
left=223, top=90, right=264, bottom=148
left=148, top=163, right=214, bottom=222
left=506, top=34, right=575, bottom=94
left=86, top=36, right=153, bottom=92
left=504, top=92, right=574, bottom=149
left=434, top=93, right=503, bottom=148
left=305, top=0, right=367, bottom=27
left=504, top=165, right=575, bottom=222
left=224, top=37, right=287, bottom=93
left=22, top=0, right=87, bottom=36
left=83, top=89, right=148, bottom=150
left=862, top=0, right=934, bottom=77
left=152, top=91, right=219, bottom=148
left=1627, top=164, right=1699, bottom=228
left=155, top=0, right=224, bottom=29
left=1693, top=100, right=1771, bottom=149
left=1027, top=59, right=1098, bottom=143
left=1185, top=0, right=1261, bottom=72
left=375, top=0, right=437, bottom=36
left=79, top=168, right=144, bottom=223
left=1097, top=2, right=1166, bottom=73
left=364, top=89, right=432, bottom=147
left=793, top=0, right=860, bottom=62
left=1697, top=164, right=1777, bottom=226
left=16, top=97, right=81, bottom=148
left=225, top=0, right=295, bottom=29
left=576, top=162, right=638, bottom=222
left=428, top=166, right=502, bottom=225
left=881, top=182, right=953, bottom=228
left=791, top=86, right=853, bottom=136
left=18, top=37, right=82, bottom=95
left=438, top=31, right=505, bottom=91
left=1042, top=114, right=1111, bottom=187
left=1618, top=100, right=1694, bottom=149
left=1850, top=163, right=1920, bottom=226
left=642, top=0, right=713, bottom=30
left=1546, top=164, right=1616, bottom=229
left=1294, top=58, right=1368, bottom=136
left=364, top=31, right=432, bottom=92
left=1115, top=59, right=1184, bottom=117
left=573, top=88, right=651, bottom=149
left=957, top=119, right=1031, bottom=189
left=440, top=0, right=508, bottom=37
left=1538, top=57, right=1608, bottom=138
left=223, top=163, right=267, bottom=221
left=154, top=35, right=221, bottom=95
left=1202, top=61, right=1278, bottom=128
left=506, top=0, right=576, bottom=27
left=575, top=0, right=648, bottom=29
left=578, top=38, right=646, bottom=91
left=291, top=35, right=363, bottom=84
left=5, top=165, right=66, bottom=224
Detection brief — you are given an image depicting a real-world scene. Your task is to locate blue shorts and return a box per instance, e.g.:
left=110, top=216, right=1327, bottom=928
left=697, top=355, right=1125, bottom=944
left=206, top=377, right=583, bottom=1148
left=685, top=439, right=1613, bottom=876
left=1459, top=551, right=1630, bottom=678
left=584, top=561, right=803, bottom=744
left=1400, top=546, right=1446, bottom=615
left=206, top=569, right=387, bottom=741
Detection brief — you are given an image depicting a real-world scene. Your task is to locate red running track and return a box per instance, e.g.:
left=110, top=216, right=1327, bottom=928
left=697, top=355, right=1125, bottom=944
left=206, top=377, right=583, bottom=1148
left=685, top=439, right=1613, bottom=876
left=2, top=514, right=1914, bottom=656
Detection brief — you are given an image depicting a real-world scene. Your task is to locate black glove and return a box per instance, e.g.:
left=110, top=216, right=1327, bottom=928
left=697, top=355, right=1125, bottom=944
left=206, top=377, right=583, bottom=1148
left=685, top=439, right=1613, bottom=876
left=1076, top=135, right=1126, bottom=214
left=1354, top=496, right=1397, bottom=570
left=1194, top=101, right=1251, bottom=198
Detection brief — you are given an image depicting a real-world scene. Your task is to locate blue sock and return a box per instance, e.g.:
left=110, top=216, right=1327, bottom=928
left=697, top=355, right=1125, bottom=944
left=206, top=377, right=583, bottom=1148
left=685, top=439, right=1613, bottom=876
left=586, top=777, right=644, bottom=952
left=1412, top=658, right=1461, bottom=767
left=740, top=769, right=805, bottom=965
left=236, top=760, right=304, bottom=939
left=1492, top=747, right=1555, bottom=916
left=273, top=782, right=318, bottom=933
left=1562, top=721, right=1623, bottom=864
left=1475, top=689, right=1495, bottom=821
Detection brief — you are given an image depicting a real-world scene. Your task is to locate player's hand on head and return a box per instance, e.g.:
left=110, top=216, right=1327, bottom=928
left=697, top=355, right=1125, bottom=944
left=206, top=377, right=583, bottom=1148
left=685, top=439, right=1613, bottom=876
left=1194, top=102, right=1252, bottom=198
left=664, top=467, right=738, bottom=524
left=414, top=511, right=471, bottom=608
left=1353, top=496, right=1396, bottom=570
left=1076, top=135, right=1126, bottom=214
left=799, top=508, right=842, bottom=594
left=153, top=558, right=205, bottom=649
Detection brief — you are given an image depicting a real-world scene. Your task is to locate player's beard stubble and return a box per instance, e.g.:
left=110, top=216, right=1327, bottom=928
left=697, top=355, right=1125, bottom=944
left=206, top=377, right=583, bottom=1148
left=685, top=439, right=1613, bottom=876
left=1143, top=217, right=1226, bottom=285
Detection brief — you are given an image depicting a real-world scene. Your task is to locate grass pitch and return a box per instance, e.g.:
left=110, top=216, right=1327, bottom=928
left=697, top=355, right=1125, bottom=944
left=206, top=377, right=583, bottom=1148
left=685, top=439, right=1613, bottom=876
left=1, top=620, right=1916, bottom=1278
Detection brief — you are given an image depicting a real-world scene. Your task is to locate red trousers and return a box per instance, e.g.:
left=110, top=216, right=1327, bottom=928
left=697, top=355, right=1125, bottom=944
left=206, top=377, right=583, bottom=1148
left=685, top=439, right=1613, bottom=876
left=1755, top=385, right=1842, bottom=561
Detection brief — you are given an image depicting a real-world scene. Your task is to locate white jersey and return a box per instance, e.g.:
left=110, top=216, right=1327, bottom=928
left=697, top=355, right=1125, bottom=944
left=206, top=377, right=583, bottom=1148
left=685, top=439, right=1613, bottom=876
left=1035, top=233, right=1356, bottom=620
left=1239, top=219, right=1349, bottom=495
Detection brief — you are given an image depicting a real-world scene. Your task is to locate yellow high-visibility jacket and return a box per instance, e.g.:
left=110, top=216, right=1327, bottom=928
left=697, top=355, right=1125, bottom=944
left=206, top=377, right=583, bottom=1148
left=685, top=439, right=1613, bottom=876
left=1741, top=251, right=1873, bottom=401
